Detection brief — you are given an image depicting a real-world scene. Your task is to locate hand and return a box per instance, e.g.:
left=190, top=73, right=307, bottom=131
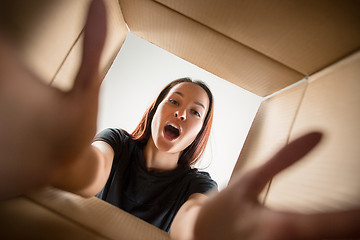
left=0, top=0, right=107, bottom=200
left=194, top=132, right=360, bottom=240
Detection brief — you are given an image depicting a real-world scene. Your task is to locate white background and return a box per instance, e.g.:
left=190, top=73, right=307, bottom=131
left=97, top=33, right=262, bottom=190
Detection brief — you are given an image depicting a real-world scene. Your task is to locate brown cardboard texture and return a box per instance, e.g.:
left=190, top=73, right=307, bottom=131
left=119, top=0, right=305, bottom=97
left=0, top=188, right=170, bottom=240
left=265, top=51, right=360, bottom=213
left=0, top=0, right=360, bottom=239
left=155, top=0, right=360, bottom=75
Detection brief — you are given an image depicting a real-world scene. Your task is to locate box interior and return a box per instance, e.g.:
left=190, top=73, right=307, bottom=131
left=0, top=0, right=359, bottom=238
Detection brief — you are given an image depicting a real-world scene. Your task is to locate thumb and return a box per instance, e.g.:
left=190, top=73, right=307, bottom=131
left=242, top=131, right=323, bottom=198
left=74, top=0, right=107, bottom=91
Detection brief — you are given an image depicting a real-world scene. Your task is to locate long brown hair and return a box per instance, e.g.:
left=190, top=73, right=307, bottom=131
left=129, top=77, right=214, bottom=167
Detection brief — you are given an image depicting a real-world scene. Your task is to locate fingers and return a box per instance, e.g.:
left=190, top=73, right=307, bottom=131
left=245, top=131, right=323, bottom=198
left=74, top=0, right=107, bottom=91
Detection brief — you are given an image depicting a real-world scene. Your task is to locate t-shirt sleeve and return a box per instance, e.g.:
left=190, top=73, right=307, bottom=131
left=93, top=128, right=130, bottom=199
left=93, top=128, right=128, bottom=158
left=187, top=171, right=218, bottom=197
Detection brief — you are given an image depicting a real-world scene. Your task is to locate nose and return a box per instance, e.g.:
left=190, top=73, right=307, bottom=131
left=174, top=109, right=186, bottom=121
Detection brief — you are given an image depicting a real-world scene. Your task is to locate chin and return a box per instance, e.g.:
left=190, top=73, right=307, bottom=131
left=153, top=137, right=173, bottom=151
left=156, top=138, right=184, bottom=154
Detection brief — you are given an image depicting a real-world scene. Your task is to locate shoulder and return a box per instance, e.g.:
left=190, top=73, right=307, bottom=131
left=94, top=128, right=129, bottom=142
left=93, top=128, right=134, bottom=153
left=188, top=169, right=213, bottom=180
left=94, top=128, right=132, bottom=146
left=186, top=169, right=218, bottom=195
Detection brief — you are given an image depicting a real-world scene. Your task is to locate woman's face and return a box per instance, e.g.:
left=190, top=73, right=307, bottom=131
left=151, top=82, right=210, bottom=154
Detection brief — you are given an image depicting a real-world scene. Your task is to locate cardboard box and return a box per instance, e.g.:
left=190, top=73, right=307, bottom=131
left=0, top=0, right=359, bottom=238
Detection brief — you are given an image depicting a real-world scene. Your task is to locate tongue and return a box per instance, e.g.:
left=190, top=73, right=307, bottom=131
left=164, top=125, right=179, bottom=140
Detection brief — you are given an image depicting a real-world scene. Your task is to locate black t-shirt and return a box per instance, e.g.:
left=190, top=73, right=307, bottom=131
left=94, top=128, right=218, bottom=232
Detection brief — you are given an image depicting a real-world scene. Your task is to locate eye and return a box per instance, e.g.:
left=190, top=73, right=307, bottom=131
left=168, top=99, right=179, bottom=105
left=192, top=109, right=201, bottom=118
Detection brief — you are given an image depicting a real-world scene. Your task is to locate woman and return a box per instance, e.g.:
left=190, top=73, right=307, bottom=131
left=1, top=0, right=359, bottom=239
left=92, top=78, right=218, bottom=232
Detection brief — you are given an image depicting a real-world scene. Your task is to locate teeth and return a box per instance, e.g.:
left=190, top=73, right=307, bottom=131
left=168, top=123, right=179, bottom=130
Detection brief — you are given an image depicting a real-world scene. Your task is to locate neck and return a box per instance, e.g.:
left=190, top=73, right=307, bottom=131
left=143, top=138, right=180, bottom=172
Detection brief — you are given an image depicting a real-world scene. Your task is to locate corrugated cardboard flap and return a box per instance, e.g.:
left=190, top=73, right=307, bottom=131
left=265, top=51, right=360, bottom=213
left=0, top=187, right=170, bottom=240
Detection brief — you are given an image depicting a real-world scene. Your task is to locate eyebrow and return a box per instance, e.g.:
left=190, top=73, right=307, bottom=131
left=174, top=91, right=205, bottom=109
left=174, top=91, right=184, bottom=97
left=195, top=101, right=205, bottom=110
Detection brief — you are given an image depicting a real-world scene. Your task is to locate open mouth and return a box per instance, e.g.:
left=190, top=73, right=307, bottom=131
left=164, top=123, right=180, bottom=141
